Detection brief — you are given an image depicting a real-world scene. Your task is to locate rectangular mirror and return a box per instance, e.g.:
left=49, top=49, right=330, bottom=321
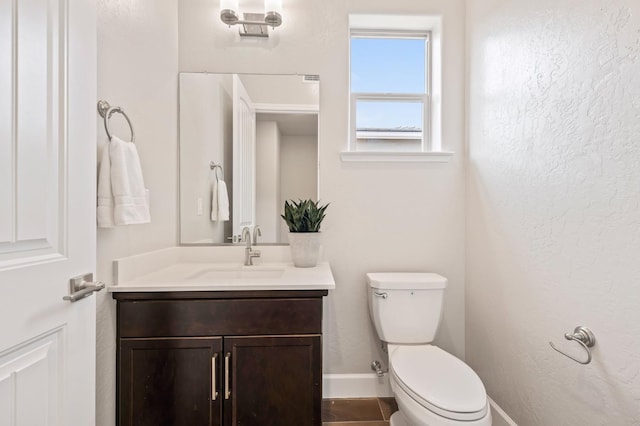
left=179, top=73, right=320, bottom=245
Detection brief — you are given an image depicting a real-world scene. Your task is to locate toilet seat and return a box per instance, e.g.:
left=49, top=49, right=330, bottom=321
left=390, top=345, right=488, bottom=421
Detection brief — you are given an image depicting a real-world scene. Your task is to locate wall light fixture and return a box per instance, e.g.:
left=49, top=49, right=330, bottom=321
left=220, top=0, right=283, bottom=37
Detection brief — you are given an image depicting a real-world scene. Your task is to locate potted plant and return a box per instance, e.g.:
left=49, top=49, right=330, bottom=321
left=281, top=199, right=329, bottom=267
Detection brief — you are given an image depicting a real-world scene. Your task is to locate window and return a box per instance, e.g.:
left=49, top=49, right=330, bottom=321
left=350, top=31, right=429, bottom=153
left=343, top=15, right=450, bottom=162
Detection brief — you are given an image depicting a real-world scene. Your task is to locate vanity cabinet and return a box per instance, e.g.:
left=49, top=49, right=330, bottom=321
left=114, top=290, right=327, bottom=426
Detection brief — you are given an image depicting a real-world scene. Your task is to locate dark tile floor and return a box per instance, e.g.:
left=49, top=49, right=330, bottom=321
left=322, top=398, right=399, bottom=426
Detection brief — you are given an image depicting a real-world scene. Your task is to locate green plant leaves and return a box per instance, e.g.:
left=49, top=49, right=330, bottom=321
left=281, top=199, right=329, bottom=233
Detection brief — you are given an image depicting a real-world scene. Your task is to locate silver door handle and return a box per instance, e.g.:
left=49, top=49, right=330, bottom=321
left=63, top=273, right=105, bottom=302
left=224, top=352, right=231, bottom=400
left=212, top=353, right=219, bottom=400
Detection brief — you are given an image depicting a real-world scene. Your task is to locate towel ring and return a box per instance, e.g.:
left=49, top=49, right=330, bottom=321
left=97, top=100, right=135, bottom=143
left=210, top=161, right=223, bottom=182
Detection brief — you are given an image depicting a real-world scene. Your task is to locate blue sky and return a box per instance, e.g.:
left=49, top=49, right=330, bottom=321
left=351, top=37, right=426, bottom=130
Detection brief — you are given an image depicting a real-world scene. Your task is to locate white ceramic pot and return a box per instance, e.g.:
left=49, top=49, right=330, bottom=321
left=287, top=232, right=321, bottom=268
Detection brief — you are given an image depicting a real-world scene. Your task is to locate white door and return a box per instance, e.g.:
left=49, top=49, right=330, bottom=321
left=0, top=0, right=97, bottom=425
left=232, top=74, right=256, bottom=239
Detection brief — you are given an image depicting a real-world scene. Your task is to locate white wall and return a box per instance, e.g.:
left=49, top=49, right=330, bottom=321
left=256, top=121, right=282, bottom=242
left=466, top=0, right=640, bottom=424
left=179, top=0, right=467, bottom=374
left=279, top=134, right=318, bottom=242
left=96, top=1, right=179, bottom=425
left=240, top=74, right=319, bottom=106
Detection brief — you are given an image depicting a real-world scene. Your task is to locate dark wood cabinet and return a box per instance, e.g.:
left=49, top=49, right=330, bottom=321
left=114, top=290, right=327, bottom=426
left=119, top=337, right=223, bottom=426
left=224, top=335, right=321, bottom=426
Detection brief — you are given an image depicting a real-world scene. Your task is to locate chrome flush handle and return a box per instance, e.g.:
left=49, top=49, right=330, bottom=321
left=373, top=291, right=388, bottom=299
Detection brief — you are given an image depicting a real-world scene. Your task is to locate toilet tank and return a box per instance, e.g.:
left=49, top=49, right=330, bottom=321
left=367, top=273, right=447, bottom=344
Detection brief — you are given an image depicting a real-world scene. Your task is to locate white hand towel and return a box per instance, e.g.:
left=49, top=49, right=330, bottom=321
left=210, top=179, right=219, bottom=221
left=217, top=179, right=230, bottom=221
left=108, top=136, right=151, bottom=225
left=97, top=143, right=115, bottom=227
left=210, top=178, right=229, bottom=222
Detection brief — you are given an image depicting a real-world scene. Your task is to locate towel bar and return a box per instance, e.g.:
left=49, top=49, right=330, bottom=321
left=97, top=100, right=135, bottom=143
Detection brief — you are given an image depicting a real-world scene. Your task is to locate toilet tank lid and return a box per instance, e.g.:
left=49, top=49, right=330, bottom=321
left=366, top=273, right=447, bottom=290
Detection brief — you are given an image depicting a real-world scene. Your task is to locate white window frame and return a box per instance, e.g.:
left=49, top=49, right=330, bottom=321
left=349, top=29, right=431, bottom=153
left=342, top=14, right=452, bottom=163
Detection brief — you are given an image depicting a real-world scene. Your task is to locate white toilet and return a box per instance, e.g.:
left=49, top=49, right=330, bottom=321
left=367, top=272, right=492, bottom=426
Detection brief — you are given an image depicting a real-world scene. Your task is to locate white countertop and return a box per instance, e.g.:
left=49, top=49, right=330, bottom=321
left=109, top=246, right=335, bottom=292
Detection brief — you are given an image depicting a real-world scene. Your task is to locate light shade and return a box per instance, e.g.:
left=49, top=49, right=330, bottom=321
left=220, top=0, right=239, bottom=25
left=264, top=0, right=282, bottom=27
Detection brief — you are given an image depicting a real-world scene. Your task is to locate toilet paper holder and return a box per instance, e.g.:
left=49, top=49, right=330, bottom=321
left=549, top=326, right=596, bottom=365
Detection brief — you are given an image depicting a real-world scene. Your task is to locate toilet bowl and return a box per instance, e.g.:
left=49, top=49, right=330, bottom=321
left=387, top=345, right=491, bottom=426
left=366, top=273, right=492, bottom=426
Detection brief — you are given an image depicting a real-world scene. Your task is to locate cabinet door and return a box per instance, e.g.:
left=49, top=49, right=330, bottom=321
left=223, top=335, right=322, bottom=426
left=119, top=337, right=223, bottom=426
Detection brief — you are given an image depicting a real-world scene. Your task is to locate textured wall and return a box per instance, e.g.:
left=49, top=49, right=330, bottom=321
left=179, top=0, right=467, bottom=375
left=466, top=0, right=640, bottom=424
left=95, top=1, right=179, bottom=425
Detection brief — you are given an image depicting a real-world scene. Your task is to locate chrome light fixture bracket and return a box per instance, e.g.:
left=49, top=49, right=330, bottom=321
left=239, top=13, right=271, bottom=38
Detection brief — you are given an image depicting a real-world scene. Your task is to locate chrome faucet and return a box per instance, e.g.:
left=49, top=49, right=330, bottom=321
left=241, top=226, right=261, bottom=266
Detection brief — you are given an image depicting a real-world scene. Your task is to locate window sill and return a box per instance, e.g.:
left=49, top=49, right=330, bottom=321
left=340, top=151, right=454, bottom=163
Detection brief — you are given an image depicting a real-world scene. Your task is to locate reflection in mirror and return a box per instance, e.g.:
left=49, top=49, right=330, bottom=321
left=179, top=73, right=319, bottom=245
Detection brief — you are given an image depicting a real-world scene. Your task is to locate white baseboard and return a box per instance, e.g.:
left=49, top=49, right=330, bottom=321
left=487, top=396, right=518, bottom=426
left=322, top=374, right=517, bottom=426
left=322, top=373, right=392, bottom=399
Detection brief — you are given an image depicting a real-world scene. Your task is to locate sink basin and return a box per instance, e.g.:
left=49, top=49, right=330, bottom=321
left=188, top=266, right=285, bottom=281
